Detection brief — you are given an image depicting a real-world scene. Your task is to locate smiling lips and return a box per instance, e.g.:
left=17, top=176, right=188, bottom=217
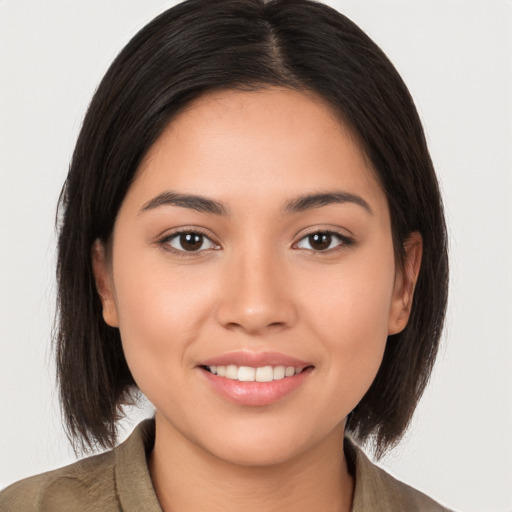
left=207, top=364, right=305, bottom=382
left=199, top=352, right=313, bottom=406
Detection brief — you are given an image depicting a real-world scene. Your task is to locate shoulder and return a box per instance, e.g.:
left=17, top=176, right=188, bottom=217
left=346, top=437, right=454, bottom=512
left=0, top=449, right=119, bottom=512
left=0, top=419, right=158, bottom=512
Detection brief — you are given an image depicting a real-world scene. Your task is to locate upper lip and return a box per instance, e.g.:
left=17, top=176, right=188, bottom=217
left=200, top=351, right=313, bottom=368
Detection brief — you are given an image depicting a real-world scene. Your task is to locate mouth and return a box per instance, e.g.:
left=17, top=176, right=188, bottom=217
left=197, top=353, right=314, bottom=406
left=201, top=364, right=308, bottom=382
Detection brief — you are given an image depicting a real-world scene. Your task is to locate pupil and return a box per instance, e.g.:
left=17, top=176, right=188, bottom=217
left=310, top=233, right=331, bottom=251
left=180, top=233, right=203, bottom=251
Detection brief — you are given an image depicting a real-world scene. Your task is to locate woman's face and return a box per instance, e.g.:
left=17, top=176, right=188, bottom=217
left=94, top=87, right=417, bottom=466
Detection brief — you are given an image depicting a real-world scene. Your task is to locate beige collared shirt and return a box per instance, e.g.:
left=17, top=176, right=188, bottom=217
left=0, top=419, right=452, bottom=511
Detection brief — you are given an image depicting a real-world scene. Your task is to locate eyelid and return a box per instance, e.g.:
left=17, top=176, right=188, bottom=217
left=157, top=227, right=221, bottom=256
left=292, top=229, right=355, bottom=252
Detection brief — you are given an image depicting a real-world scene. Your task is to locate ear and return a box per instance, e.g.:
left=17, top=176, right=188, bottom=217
left=91, top=239, right=119, bottom=327
left=388, top=231, right=423, bottom=335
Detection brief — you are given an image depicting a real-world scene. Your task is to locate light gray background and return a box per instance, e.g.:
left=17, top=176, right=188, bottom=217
left=1, top=1, right=511, bottom=511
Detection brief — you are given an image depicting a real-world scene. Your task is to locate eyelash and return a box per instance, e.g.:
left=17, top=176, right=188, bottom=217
left=293, top=230, right=354, bottom=253
left=157, top=228, right=354, bottom=257
left=157, top=228, right=220, bottom=257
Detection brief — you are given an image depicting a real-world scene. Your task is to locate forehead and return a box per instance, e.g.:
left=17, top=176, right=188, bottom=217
left=130, top=87, right=387, bottom=218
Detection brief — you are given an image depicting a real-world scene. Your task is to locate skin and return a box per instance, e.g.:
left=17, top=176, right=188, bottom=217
left=93, top=87, right=422, bottom=512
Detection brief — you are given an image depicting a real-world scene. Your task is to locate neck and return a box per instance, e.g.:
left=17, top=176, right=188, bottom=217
left=148, top=414, right=354, bottom=512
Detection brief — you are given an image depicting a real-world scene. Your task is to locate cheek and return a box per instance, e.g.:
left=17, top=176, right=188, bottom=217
left=110, top=251, right=217, bottom=399
left=302, top=249, right=395, bottom=335
left=297, top=247, right=395, bottom=405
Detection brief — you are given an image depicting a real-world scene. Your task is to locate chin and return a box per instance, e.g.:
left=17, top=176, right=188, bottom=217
left=209, top=437, right=304, bottom=468
left=198, top=417, right=339, bottom=468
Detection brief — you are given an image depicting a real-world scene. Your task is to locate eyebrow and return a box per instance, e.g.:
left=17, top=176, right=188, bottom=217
left=140, top=190, right=373, bottom=216
left=284, top=191, right=373, bottom=215
left=140, top=191, right=230, bottom=216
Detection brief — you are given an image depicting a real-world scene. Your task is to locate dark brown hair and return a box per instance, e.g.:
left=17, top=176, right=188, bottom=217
left=56, top=0, right=448, bottom=455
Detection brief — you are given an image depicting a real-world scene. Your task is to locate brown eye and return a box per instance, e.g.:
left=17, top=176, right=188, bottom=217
left=307, top=233, right=332, bottom=251
left=179, top=233, right=203, bottom=251
left=295, top=231, right=351, bottom=252
left=165, top=231, right=218, bottom=252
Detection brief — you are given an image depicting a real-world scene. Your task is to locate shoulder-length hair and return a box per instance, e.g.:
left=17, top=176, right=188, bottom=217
left=56, top=0, right=448, bottom=456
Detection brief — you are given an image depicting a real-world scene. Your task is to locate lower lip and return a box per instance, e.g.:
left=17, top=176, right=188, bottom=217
left=200, top=367, right=313, bottom=406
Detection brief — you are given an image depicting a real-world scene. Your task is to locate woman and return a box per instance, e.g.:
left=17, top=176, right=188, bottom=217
left=0, top=0, right=451, bottom=510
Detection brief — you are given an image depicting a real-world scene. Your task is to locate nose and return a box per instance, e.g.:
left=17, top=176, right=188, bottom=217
left=215, top=248, right=297, bottom=335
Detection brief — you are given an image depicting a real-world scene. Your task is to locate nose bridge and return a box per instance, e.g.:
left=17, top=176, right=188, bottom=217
left=216, top=241, right=296, bottom=334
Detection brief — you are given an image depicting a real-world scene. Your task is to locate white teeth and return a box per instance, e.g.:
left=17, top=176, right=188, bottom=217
left=238, top=366, right=255, bottom=382
left=225, top=365, right=238, bottom=379
left=255, top=366, right=273, bottom=382
left=207, top=364, right=306, bottom=382
left=273, top=366, right=285, bottom=380
left=285, top=366, right=295, bottom=377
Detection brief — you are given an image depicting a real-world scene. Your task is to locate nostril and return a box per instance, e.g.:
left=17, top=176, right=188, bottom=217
left=215, top=290, right=298, bottom=334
